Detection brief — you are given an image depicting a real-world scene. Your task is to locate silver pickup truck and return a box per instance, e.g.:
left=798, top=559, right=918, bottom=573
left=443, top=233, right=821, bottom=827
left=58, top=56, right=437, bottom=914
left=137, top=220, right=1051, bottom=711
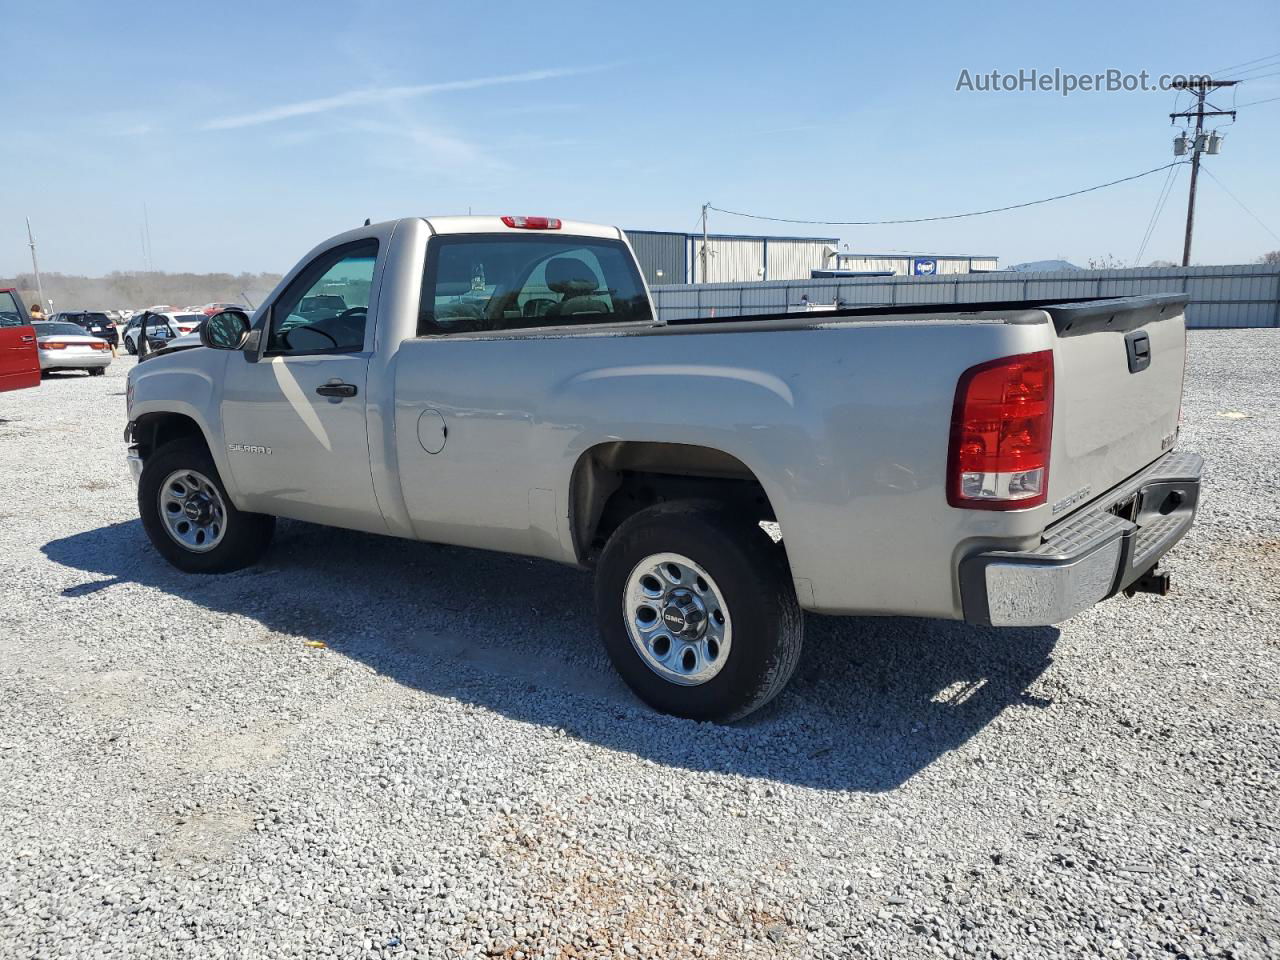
left=124, top=215, right=1202, bottom=721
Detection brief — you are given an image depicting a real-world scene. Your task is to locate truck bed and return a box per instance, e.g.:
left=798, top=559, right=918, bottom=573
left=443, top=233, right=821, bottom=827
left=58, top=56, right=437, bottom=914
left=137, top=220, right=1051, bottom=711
left=395, top=293, right=1189, bottom=618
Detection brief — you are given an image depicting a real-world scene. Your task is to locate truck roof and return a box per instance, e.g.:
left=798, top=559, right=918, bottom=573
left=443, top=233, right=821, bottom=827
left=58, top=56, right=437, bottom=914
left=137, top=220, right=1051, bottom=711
left=422, top=215, right=622, bottom=241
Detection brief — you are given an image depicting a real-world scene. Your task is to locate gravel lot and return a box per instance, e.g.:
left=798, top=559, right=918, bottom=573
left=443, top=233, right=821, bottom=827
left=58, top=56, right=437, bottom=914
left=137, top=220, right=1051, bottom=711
left=1, top=331, right=1277, bottom=960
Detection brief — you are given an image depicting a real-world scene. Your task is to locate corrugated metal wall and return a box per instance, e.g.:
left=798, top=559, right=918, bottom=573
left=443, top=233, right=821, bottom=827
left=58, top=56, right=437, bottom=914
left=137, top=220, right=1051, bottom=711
left=624, top=231, right=687, bottom=286
left=837, top=256, right=910, bottom=274
left=834, top=254, right=999, bottom=276
left=766, top=239, right=834, bottom=281
left=695, top=237, right=766, bottom=283
left=650, top=264, right=1280, bottom=329
left=627, top=231, right=838, bottom=284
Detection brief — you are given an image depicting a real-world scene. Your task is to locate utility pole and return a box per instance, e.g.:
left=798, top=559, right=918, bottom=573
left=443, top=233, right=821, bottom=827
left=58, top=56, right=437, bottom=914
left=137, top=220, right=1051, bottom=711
left=25, top=218, right=46, bottom=316
left=142, top=202, right=154, bottom=272
left=1170, top=77, right=1236, bottom=266
left=700, top=202, right=710, bottom=283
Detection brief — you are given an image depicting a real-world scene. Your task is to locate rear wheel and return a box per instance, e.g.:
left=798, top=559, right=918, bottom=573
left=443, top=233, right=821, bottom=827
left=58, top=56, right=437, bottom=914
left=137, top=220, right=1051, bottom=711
left=124, top=337, right=137, bottom=355
left=594, top=501, right=803, bottom=722
left=138, top=438, right=274, bottom=573
left=89, top=368, right=105, bottom=376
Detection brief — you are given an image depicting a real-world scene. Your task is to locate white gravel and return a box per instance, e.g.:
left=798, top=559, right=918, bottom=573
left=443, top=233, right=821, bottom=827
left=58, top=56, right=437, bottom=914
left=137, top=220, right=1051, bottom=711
left=1, top=333, right=1277, bottom=960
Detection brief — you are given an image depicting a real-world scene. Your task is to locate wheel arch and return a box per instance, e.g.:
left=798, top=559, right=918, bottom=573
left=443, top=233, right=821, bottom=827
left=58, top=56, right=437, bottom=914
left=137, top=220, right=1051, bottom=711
left=128, top=405, right=242, bottom=506
left=568, top=440, right=784, bottom=566
left=131, top=411, right=211, bottom=459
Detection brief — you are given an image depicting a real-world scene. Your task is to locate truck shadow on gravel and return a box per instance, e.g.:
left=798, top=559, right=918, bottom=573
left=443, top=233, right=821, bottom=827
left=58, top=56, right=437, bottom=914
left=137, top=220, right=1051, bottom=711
left=44, top=519, right=1059, bottom=792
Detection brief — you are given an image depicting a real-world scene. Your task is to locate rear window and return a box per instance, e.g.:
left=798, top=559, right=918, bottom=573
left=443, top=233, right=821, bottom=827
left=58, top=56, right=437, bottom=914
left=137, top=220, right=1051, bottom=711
left=418, top=235, right=651, bottom=336
left=35, top=322, right=87, bottom=336
left=83, top=313, right=110, bottom=324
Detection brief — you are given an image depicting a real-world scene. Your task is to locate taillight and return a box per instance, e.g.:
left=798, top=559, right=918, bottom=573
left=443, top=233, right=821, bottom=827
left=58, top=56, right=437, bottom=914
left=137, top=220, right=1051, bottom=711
left=947, top=350, right=1054, bottom=510
left=501, top=215, right=562, bottom=230
left=90, top=341, right=108, bottom=351
left=39, top=341, right=68, bottom=350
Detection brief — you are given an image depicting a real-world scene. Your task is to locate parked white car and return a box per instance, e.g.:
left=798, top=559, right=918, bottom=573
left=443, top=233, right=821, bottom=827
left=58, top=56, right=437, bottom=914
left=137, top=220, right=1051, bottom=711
left=32, top=321, right=113, bottom=376
left=122, top=312, right=205, bottom=354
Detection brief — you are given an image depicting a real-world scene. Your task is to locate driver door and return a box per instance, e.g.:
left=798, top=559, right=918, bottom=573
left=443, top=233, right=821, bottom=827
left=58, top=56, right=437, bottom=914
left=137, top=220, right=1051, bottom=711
left=220, top=240, right=386, bottom=534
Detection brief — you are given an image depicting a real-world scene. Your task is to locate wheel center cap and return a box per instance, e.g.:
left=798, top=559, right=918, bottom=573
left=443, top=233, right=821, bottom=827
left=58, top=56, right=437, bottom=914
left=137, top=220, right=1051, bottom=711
left=661, top=606, right=689, bottom=632
left=183, top=496, right=211, bottom=523
left=661, top=589, right=706, bottom=638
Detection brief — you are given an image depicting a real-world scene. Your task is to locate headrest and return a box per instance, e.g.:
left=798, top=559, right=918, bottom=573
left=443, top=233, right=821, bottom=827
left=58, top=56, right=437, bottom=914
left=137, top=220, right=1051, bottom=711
left=544, top=257, right=598, bottom=296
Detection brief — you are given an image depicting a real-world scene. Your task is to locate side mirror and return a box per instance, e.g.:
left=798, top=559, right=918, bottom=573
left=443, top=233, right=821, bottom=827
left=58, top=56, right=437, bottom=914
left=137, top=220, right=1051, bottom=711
left=200, top=309, right=252, bottom=350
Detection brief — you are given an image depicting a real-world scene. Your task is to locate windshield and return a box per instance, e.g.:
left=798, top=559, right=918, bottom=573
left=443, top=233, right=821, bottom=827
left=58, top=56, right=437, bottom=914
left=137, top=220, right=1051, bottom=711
left=35, top=322, right=89, bottom=337
left=419, top=236, right=651, bottom=335
left=0, top=291, right=26, bottom=325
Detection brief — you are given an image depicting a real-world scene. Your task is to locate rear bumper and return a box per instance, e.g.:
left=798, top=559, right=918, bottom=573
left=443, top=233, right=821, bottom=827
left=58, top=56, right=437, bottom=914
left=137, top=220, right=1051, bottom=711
left=960, top=450, right=1203, bottom=627
left=39, top=352, right=112, bottom=370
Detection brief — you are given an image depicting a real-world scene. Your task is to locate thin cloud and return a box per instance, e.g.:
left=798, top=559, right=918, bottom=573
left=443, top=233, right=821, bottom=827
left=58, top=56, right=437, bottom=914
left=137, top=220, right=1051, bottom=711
left=203, top=66, right=606, bottom=131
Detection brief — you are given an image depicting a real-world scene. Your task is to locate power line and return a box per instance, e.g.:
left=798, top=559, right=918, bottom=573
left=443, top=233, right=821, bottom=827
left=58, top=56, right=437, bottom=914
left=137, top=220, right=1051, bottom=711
left=1225, top=68, right=1280, bottom=83
left=1236, top=94, right=1280, bottom=107
left=1134, top=163, right=1181, bottom=266
left=707, top=162, right=1187, bottom=227
left=1199, top=167, right=1280, bottom=245
left=1205, top=52, right=1280, bottom=76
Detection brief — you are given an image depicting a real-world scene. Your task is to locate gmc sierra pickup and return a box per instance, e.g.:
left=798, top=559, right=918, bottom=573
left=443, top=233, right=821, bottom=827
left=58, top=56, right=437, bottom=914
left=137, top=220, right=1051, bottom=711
left=124, top=216, right=1202, bottom=720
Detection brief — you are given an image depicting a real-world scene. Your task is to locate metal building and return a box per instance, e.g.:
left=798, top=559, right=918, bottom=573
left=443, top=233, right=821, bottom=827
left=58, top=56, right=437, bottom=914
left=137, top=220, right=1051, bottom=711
left=624, top=230, right=839, bottom=286
left=832, top=252, right=1000, bottom=277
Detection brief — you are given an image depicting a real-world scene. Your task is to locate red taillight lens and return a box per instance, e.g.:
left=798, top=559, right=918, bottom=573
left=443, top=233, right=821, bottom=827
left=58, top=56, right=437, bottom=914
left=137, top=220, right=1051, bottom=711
left=90, top=341, right=108, bottom=350
left=501, top=215, right=562, bottom=230
left=947, top=350, right=1054, bottom=510
left=39, top=341, right=68, bottom=350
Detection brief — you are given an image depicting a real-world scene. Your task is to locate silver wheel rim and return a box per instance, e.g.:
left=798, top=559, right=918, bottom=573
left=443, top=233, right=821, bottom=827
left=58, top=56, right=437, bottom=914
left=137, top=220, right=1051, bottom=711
left=624, top=552, right=732, bottom=686
left=158, top=469, right=227, bottom=553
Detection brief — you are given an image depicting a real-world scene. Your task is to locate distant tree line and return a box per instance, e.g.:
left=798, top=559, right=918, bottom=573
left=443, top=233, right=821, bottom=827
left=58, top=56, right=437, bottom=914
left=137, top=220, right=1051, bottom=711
left=0, top=270, right=284, bottom=312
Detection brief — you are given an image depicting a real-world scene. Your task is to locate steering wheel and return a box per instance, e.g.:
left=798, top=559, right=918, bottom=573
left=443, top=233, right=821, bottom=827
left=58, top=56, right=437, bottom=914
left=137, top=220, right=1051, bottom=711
left=334, top=307, right=367, bottom=323
left=280, top=325, right=339, bottom=350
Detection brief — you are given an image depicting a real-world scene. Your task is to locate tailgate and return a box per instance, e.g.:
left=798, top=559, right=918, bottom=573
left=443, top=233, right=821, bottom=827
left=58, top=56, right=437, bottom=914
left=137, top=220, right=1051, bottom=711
left=1046, top=295, right=1187, bottom=516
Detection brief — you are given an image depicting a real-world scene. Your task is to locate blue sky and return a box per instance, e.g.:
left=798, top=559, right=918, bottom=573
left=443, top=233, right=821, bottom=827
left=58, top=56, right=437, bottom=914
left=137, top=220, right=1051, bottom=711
left=4, top=0, right=1278, bottom=275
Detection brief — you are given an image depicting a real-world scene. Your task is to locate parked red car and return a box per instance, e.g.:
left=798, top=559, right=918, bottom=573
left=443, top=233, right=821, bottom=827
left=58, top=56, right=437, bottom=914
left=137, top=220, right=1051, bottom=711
left=0, top=288, right=40, bottom=393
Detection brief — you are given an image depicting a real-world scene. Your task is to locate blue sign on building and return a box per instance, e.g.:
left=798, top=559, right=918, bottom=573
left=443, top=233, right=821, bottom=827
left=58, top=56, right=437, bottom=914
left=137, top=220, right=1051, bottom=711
left=912, top=258, right=938, bottom=276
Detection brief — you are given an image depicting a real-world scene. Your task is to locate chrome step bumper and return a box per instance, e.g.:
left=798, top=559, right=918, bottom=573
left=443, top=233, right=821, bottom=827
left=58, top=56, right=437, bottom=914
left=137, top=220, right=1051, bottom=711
left=960, top=450, right=1203, bottom=627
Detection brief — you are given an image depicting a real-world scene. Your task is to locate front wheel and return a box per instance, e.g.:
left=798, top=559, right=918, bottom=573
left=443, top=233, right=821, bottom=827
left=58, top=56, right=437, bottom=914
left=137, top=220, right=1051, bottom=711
left=594, top=502, right=803, bottom=722
left=124, top=337, right=137, bottom=355
left=138, top=438, right=275, bottom=573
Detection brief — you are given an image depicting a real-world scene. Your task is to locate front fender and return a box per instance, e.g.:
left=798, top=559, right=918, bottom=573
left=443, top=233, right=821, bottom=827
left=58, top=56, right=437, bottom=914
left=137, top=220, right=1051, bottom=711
left=127, top=350, right=238, bottom=503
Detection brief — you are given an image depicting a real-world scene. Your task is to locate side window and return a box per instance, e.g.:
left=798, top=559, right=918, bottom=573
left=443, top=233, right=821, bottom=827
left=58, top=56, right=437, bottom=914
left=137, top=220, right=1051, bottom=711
left=268, top=240, right=378, bottom=354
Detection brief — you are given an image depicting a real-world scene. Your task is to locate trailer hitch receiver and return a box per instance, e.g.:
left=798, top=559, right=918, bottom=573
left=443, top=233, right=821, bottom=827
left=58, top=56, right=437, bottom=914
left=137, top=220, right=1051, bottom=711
left=1125, top=567, right=1172, bottom=598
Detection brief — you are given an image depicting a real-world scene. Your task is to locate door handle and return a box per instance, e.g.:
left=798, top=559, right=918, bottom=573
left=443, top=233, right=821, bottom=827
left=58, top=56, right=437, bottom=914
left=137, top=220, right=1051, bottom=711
left=19, top=336, right=34, bottom=343
left=315, top=382, right=357, bottom=398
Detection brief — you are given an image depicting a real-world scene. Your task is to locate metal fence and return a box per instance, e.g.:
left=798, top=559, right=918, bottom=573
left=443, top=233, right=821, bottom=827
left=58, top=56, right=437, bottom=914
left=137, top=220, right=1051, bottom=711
left=650, top=263, right=1280, bottom=329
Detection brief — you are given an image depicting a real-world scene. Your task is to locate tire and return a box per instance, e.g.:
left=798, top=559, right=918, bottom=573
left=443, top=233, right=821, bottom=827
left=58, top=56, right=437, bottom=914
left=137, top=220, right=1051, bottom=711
left=89, top=368, right=105, bottom=376
left=124, top=338, right=137, bottom=355
left=594, top=501, right=803, bottom=722
left=138, top=437, right=275, bottom=573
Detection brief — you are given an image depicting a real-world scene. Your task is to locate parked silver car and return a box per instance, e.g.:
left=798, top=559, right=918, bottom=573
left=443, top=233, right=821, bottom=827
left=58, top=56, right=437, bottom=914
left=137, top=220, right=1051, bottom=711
left=32, top=321, right=113, bottom=376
